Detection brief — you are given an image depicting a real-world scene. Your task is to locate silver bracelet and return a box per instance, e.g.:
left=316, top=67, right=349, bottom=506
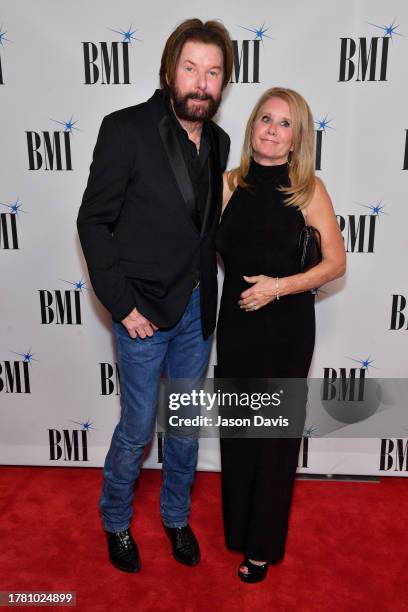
left=275, top=277, right=280, bottom=301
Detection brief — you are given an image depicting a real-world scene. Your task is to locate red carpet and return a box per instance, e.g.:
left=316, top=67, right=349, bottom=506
left=0, top=467, right=407, bottom=611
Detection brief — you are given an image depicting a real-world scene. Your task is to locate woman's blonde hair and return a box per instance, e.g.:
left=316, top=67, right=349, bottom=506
left=228, top=87, right=316, bottom=209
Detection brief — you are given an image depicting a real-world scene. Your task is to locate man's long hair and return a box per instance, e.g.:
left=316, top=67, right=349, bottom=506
left=160, top=19, right=233, bottom=92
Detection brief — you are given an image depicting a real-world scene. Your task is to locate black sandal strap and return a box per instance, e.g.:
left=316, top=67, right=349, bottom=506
left=240, top=558, right=268, bottom=574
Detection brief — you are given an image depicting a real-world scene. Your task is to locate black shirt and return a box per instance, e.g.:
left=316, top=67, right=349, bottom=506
left=165, top=96, right=210, bottom=231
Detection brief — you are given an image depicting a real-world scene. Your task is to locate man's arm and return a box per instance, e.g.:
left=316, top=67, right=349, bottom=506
left=77, top=114, right=135, bottom=322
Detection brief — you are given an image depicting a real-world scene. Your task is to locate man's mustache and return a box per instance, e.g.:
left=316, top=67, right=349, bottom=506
left=185, top=93, right=213, bottom=101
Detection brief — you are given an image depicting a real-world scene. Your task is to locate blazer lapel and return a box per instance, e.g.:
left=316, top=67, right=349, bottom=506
left=158, top=114, right=198, bottom=231
left=200, top=126, right=221, bottom=237
left=200, top=157, right=213, bottom=237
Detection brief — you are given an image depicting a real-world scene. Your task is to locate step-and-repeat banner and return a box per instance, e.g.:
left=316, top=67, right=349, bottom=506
left=1, top=0, right=407, bottom=476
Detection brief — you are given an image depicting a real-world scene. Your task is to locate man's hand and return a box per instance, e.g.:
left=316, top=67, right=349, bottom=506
left=121, top=307, right=159, bottom=339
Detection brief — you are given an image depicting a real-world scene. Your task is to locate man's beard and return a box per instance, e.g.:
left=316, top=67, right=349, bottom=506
left=171, top=86, right=222, bottom=122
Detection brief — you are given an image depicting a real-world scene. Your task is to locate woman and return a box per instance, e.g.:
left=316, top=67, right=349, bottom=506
left=216, top=87, right=346, bottom=583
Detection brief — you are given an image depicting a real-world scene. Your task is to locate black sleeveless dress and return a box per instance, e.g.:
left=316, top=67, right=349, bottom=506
left=215, top=159, right=315, bottom=563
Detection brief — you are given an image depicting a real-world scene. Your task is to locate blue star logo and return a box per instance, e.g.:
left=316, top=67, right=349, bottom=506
left=49, top=115, right=80, bottom=134
left=71, top=418, right=96, bottom=432
left=369, top=18, right=402, bottom=39
left=0, top=25, right=11, bottom=48
left=107, top=24, right=140, bottom=43
left=303, top=425, right=319, bottom=438
left=61, top=278, right=87, bottom=293
left=11, top=349, right=37, bottom=364
left=315, top=115, right=334, bottom=133
left=239, top=22, right=273, bottom=44
left=359, top=200, right=388, bottom=218
left=0, top=197, right=26, bottom=216
left=348, top=355, right=376, bottom=371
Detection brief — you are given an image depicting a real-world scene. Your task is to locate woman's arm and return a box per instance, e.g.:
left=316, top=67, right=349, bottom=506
left=280, top=177, right=346, bottom=295
left=238, top=178, right=346, bottom=310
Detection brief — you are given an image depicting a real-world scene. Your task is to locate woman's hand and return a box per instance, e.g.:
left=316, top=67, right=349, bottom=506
left=238, top=275, right=277, bottom=311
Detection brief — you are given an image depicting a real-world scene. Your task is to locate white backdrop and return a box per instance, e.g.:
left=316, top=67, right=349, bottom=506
left=1, top=0, right=407, bottom=476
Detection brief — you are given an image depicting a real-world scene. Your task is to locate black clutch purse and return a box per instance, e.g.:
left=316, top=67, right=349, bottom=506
left=298, top=225, right=322, bottom=272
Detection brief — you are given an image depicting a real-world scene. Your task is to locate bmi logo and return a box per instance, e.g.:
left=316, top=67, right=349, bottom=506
left=315, top=115, right=333, bottom=171
left=83, top=25, right=140, bottom=85
left=380, top=439, right=408, bottom=471
left=0, top=24, right=11, bottom=85
left=26, top=116, right=79, bottom=171
left=231, top=23, right=272, bottom=84
left=49, top=419, right=95, bottom=461
left=403, top=130, right=408, bottom=170
left=0, top=197, right=25, bottom=249
left=339, top=19, right=401, bottom=82
left=322, top=355, right=374, bottom=401
left=298, top=436, right=310, bottom=468
left=390, top=294, right=408, bottom=330
left=337, top=200, right=388, bottom=253
left=100, top=362, right=121, bottom=395
left=0, top=349, right=35, bottom=394
left=39, top=278, right=87, bottom=325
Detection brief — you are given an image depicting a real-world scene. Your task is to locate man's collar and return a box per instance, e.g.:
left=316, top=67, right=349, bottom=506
left=164, top=93, right=185, bottom=134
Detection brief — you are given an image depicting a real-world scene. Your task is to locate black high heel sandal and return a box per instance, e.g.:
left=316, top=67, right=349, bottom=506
left=238, top=558, right=269, bottom=583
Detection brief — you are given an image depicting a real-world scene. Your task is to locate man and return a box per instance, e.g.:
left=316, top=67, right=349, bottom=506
left=77, top=19, right=232, bottom=572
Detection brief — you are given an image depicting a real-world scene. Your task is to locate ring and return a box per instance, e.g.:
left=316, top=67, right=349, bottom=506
left=250, top=303, right=257, bottom=311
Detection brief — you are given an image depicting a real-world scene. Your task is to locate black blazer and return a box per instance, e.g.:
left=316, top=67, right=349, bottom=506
left=77, top=89, right=230, bottom=339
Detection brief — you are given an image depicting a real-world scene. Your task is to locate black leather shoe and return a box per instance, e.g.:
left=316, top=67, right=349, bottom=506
left=105, top=528, right=141, bottom=573
left=164, top=525, right=200, bottom=566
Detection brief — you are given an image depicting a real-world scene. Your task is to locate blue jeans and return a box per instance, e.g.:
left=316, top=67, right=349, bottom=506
left=100, top=287, right=212, bottom=532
